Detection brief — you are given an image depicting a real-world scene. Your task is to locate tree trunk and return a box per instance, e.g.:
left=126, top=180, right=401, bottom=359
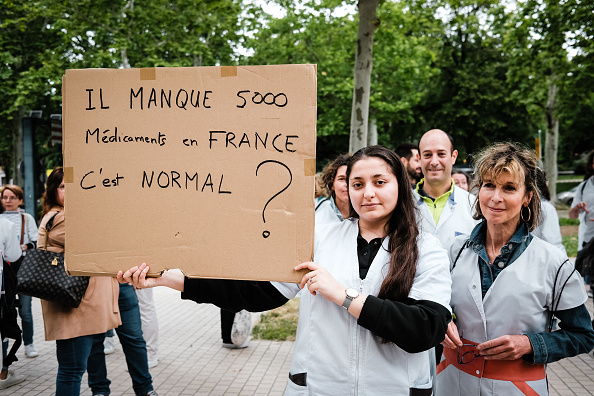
left=121, top=49, right=131, bottom=69
left=11, top=107, right=27, bottom=185
left=121, top=0, right=133, bottom=69
left=367, top=117, right=377, bottom=146
left=544, top=82, right=558, bottom=203
left=349, top=0, right=380, bottom=153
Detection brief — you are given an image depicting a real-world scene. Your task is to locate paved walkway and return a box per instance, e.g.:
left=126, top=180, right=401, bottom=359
left=2, top=285, right=593, bottom=395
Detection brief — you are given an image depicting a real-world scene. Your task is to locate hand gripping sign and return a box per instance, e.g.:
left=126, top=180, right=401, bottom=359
left=62, top=65, right=316, bottom=282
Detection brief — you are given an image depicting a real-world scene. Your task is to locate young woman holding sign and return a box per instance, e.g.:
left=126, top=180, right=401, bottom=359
left=119, top=145, right=452, bottom=395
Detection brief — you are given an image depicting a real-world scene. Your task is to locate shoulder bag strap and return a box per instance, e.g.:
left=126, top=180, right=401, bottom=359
left=20, top=213, right=25, bottom=245
left=548, top=259, right=576, bottom=332
left=451, top=240, right=471, bottom=271
left=41, top=212, right=60, bottom=250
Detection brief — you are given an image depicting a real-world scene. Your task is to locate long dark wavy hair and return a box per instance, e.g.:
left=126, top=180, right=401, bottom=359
left=346, top=146, right=419, bottom=302
left=42, top=167, right=64, bottom=215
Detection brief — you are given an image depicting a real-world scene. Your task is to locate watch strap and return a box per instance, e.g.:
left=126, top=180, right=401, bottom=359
left=342, top=297, right=352, bottom=310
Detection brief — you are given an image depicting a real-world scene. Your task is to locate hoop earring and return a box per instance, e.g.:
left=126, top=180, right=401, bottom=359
left=521, top=206, right=531, bottom=223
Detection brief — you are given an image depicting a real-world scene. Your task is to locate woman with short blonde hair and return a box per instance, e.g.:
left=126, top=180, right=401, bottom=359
left=437, top=142, right=594, bottom=396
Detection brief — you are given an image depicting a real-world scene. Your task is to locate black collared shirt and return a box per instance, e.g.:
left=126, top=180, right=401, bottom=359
left=357, top=235, right=383, bottom=279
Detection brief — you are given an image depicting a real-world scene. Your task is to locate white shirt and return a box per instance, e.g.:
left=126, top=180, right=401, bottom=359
left=532, top=200, right=566, bottom=253
left=572, top=178, right=594, bottom=251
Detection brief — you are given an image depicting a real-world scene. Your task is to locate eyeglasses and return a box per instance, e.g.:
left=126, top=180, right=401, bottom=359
left=456, top=330, right=480, bottom=365
left=457, top=344, right=480, bottom=365
left=1, top=196, right=18, bottom=201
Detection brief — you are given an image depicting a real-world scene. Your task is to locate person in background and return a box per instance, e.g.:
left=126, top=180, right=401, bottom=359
left=38, top=167, right=122, bottom=395
left=119, top=146, right=452, bottom=395
left=415, top=129, right=478, bottom=386
left=315, top=153, right=351, bottom=224
left=570, top=150, right=594, bottom=265
left=1, top=185, right=39, bottom=358
left=415, top=129, right=477, bottom=249
left=451, top=169, right=470, bottom=192
left=395, top=143, right=422, bottom=188
left=135, top=289, right=159, bottom=368
left=0, top=200, right=24, bottom=390
left=103, top=329, right=116, bottom=354
left=91, top=283, right=158, bottom=396
left=437, top=142, right=594, bottom=396
left=220, top=309, right=252, bottom=349
left=533, top=168, right=566, bottom=253
left=314, top=172, right=327, bottom=204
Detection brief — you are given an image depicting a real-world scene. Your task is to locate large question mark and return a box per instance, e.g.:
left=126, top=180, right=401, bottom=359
left=256, top=160, right=293, bottom=238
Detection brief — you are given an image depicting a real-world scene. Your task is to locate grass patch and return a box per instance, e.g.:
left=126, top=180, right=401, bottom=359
left=563, top=235, right=579, bottom=257
left=252, top=298, right=299, bottom=341
left=556, top=182, right=581, bottom=194
left=559, top=218, right=580, bottom=226
left=558, top=174, right=584, bottom=180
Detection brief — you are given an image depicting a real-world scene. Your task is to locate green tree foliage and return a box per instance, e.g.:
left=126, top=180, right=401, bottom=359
left=557, top=0, right=594, bottom=170
left=245, top=0, right=444, bottom=164
left=395, top=0, right=534, bottom=160
left=0, top=0, right=245, bottom=180
left=504, top=0, right=594, bottom=198
left=2, top=0, right=593, bottom=178
left=244, top=0, right=358, bottom=164
left=0, top=0, right=64, bottom=176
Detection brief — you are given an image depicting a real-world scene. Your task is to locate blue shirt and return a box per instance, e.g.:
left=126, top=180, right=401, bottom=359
left=465, top=220, right=594, bottom=364
left=469, top=221, right=533, bottom=298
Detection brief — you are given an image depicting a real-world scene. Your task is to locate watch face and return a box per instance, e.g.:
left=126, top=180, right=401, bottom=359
left=346, top=288, right=359, bottom=299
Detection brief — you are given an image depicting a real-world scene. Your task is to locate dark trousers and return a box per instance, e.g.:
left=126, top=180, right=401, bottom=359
left=220, top=309, right=236, bottom=344
left=56, top=333, right=104, bottom=396
left=88, top=283, right=153, bottom=396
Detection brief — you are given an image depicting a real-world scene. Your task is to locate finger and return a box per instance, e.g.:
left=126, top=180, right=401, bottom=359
left=294, top=261, right=319, bottom=271
left=299, top=271, right=316, bottom=290
left=476, top=337, right=502, bottom=352
left=307, top=281, right=317, bottom=296
left=477, top=338, right=510, bottom=356
left=122, top=266, right=139, bottom=283
left=116, top=271, right=125, bottom=283
left=447, top=322, right=463, bottom=347
left=132, top=263, right=146, bottom=286
left=441, top=335, right=458, bottom=350
left=479, top=344, right=506, bottom=356
left=483, top=349, right=515, bottom=360
left=139, top=264, right=150, bottom=287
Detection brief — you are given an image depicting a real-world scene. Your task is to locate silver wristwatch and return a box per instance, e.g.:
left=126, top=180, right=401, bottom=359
left=342, top=288, right=359, bottom=310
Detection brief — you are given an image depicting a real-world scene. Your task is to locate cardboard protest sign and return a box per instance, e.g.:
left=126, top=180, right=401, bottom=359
left=62, top=65, right=316, bottom=282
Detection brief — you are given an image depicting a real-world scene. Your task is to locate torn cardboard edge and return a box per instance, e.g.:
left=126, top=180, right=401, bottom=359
left=65, top=266, right=309, bottom=284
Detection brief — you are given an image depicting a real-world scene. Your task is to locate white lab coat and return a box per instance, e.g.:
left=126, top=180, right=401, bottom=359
left=532, top=200, right=565, bottom=254
left=572, top=178, right=594, bottom=251
left=436, top=235, right=586, bottom=396
left=314, top=197, right=343, bottom=226
left=414, top=186, right=478, bottom=251
left=272, top=219, right=452, bottom=396
left=0, top=217, right=22, bottom=263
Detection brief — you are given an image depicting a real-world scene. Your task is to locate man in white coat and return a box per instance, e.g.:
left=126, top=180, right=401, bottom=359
left=414, top=129, right=478, bottom=393
left=414, top=129, right=477, bottom=250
